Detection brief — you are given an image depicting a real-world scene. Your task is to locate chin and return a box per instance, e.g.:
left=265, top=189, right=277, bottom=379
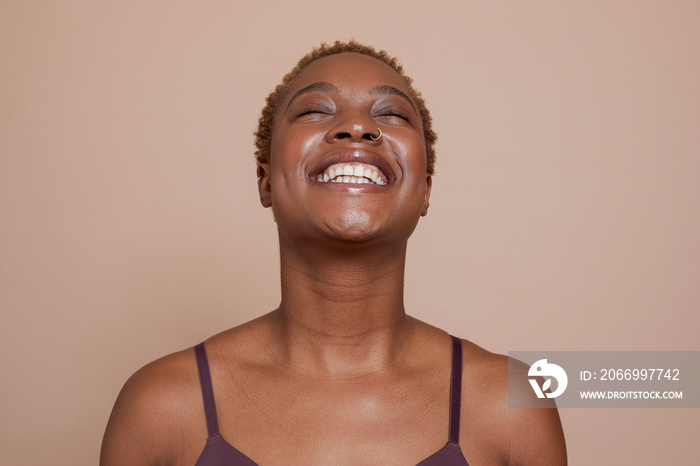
left=324, top=211, right=381, bottom=242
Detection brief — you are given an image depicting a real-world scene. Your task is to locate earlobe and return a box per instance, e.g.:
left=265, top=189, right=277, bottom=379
left=257, top=164, right=272, bottom=208
left=421, top=175, right=432, bottom=217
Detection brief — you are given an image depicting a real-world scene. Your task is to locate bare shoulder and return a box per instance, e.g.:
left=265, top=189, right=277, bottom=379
left=100, top=347, right=205, bottom=466
left=459, top=339, right=567, bottom=466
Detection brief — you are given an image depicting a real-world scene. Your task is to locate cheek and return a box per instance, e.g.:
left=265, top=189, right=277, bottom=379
left=270, top=128, right=325, bottom=173
left=395, top=135, right=428, bottom=176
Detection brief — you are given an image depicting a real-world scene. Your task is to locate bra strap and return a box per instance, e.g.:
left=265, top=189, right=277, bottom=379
left=194, top=342, right=220, bottom=438
left=448, top=335, right=463, bottom=444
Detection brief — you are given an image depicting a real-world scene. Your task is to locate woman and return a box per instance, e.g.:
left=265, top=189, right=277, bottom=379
left=101, top=41, right=567, bottom=465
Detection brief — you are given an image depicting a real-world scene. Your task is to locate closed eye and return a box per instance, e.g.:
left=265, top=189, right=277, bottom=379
left=381, top=111, right=409, bottom=120
left=297, top=108, right=324, bottom=116
left=375, top=109, right=410, bottom=122
left=295, top=107, right=334, bottom=119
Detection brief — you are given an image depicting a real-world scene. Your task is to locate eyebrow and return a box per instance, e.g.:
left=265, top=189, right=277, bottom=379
left=369, top=85, right=417, bottom=113
left=286, top=82, right=338, bottom=111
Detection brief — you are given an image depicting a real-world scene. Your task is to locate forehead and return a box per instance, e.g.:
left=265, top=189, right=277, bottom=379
left=280, top=52, right=412, bottom=105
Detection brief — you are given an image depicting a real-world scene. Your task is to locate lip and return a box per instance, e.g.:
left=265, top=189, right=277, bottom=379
left=307, top=148, right=397, bottom=185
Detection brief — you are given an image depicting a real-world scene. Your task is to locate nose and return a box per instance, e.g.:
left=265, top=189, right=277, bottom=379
left=326, top=114, right=381, bottom=144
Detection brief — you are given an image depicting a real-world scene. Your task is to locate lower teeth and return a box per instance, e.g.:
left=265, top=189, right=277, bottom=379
left=327, top=176, right=373, bottom=184
left=315, top=174, right=386, bottom=184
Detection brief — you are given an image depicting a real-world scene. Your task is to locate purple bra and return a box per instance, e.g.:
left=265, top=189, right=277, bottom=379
left=193, top=336, right=469, bottom=465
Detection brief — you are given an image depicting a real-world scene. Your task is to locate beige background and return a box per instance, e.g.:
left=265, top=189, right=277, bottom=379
left=1, top=1, right=698, bottom=464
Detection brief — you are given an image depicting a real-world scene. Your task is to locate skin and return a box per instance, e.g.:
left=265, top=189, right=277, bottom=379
left=101, top=52, right=567, bottom=465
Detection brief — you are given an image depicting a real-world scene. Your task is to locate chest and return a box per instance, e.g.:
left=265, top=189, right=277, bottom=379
left=211, top=371, right=452, bottom=465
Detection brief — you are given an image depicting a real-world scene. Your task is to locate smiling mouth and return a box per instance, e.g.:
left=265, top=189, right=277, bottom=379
left=313, top=162, right=388, bottom=185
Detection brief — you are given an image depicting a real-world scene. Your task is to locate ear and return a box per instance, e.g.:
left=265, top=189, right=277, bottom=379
left=421, top=175, right=432, bottom=217
left=257, top=163, right=272, bottom=208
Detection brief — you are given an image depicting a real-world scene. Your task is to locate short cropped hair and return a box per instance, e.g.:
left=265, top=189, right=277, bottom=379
left=254, top=40, right=437, bottom=175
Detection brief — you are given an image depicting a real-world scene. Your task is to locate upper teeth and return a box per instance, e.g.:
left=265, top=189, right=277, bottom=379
left=314, top=163, right=387, bottom=185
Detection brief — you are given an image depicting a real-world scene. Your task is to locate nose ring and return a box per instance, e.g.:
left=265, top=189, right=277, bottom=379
left=369, top=128, right=382, bottom=141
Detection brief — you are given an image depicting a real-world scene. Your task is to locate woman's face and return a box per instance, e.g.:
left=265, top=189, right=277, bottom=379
left=260, top=52, right=431, bottom=246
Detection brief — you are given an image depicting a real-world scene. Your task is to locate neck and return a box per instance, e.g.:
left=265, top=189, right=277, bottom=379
left=270, top=235, right=414, bottom=376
